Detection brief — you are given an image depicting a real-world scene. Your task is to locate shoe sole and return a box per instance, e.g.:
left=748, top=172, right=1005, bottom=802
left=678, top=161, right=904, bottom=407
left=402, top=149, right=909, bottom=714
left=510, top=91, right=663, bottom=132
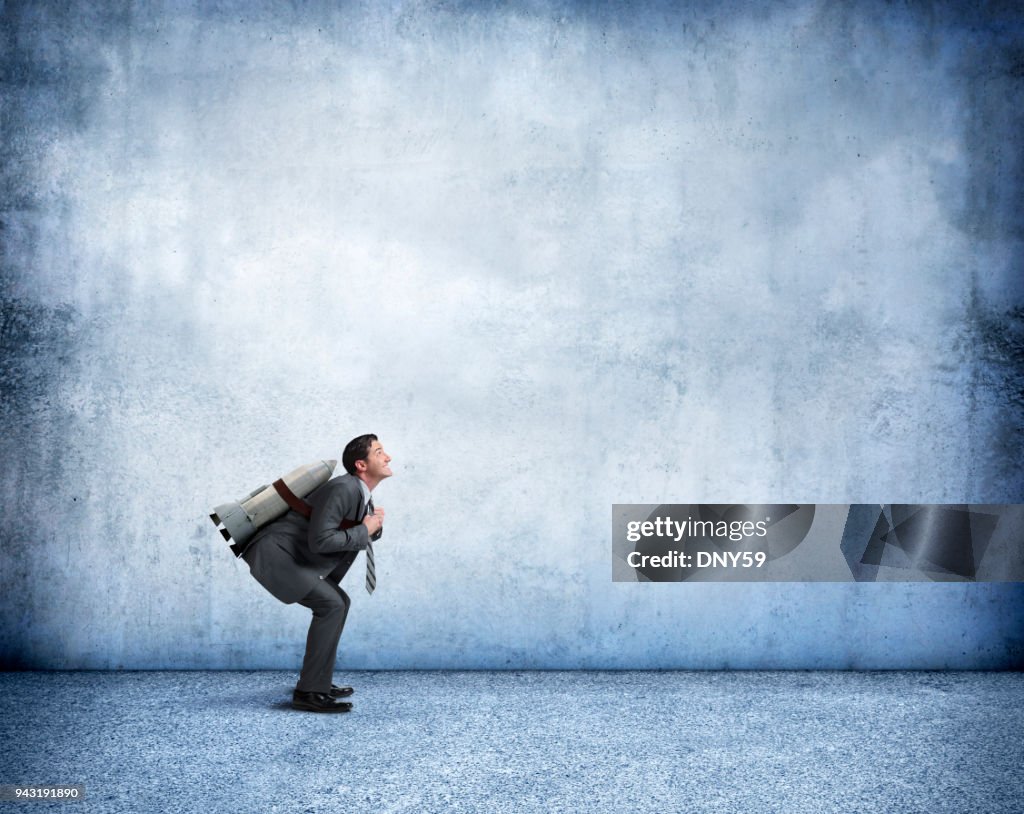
left=291, top=702, right=353, bottom=713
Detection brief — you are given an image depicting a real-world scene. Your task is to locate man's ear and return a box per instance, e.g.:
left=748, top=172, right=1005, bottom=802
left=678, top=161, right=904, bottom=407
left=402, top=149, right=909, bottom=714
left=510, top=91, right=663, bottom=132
left=354, top=458, right=368, bottom=473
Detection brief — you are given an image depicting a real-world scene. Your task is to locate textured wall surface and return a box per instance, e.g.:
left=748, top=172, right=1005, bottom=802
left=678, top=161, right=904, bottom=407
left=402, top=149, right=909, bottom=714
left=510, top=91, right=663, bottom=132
left=2, top=0, right=1022, bottom=669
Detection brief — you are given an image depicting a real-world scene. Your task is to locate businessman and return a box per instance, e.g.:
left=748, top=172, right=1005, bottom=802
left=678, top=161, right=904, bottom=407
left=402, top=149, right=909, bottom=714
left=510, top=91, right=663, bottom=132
left=242, top=434, right=392, bottom=712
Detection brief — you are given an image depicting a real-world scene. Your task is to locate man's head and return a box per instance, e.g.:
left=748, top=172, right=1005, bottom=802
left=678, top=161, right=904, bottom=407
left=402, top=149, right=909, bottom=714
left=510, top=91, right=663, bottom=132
left=342, top=433, right=393, bottom=486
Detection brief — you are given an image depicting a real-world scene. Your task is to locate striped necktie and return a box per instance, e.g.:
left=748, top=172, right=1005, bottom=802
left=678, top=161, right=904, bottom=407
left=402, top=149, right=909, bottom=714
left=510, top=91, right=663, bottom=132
left=365, top=498, right=376, bottom=594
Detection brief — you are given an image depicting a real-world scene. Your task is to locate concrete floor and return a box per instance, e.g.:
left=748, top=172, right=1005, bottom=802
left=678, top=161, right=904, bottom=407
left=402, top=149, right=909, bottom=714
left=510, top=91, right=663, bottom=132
left=1, top=671, right=1022, bottom=813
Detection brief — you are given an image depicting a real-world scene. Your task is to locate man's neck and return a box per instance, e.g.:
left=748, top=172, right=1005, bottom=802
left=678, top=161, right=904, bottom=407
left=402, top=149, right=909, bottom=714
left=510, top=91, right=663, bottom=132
left=356, top=473, right=380, bottom=492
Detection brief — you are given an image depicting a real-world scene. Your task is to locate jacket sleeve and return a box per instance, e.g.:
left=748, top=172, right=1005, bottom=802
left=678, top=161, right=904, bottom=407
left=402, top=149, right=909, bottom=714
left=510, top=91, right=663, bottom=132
left=307, top=479, right=370, bottom=554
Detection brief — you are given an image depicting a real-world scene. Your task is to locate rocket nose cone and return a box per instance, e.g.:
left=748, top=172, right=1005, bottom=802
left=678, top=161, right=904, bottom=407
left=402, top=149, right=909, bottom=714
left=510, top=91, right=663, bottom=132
left=325, top=459, right=338, bottom=471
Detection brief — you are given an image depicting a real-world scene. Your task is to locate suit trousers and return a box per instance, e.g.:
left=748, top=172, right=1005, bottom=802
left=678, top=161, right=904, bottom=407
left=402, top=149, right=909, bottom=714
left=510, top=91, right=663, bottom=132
left=294, top=551, right=358, bottom=693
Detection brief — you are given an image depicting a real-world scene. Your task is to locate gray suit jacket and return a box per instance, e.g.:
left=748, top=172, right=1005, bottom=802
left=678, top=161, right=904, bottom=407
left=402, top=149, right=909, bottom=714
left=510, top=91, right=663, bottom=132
left=242, top=473, right=372, bottom=604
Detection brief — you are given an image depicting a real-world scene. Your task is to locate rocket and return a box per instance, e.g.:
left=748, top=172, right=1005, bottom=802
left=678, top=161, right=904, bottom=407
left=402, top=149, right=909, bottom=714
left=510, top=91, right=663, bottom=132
left=211, top=459, right=337, bottom=556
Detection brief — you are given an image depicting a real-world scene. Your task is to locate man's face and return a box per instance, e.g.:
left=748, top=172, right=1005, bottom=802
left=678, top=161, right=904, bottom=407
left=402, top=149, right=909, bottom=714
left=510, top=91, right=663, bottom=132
left=359, top=440, right=393, bottom=481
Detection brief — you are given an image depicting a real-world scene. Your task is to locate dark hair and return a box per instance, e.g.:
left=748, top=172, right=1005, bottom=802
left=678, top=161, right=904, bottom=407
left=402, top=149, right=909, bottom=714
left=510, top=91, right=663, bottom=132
left=342, top=434, right=378, bottom=475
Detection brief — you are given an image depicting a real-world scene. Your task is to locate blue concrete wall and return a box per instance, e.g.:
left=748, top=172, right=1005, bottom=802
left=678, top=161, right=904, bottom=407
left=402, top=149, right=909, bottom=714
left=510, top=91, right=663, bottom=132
left=2, top=0, right=1022, bottom=669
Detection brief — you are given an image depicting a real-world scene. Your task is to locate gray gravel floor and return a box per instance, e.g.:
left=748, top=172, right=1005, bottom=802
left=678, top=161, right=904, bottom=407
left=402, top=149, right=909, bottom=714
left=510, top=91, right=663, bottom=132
left=1, top=671, right=1022, bottom=813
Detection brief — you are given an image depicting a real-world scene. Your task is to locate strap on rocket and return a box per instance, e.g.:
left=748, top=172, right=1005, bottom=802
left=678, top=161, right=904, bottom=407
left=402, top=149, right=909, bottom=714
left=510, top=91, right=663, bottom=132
left=273, top=478, right=313, bottom=518
left=272, top=478, right=362, bottom=531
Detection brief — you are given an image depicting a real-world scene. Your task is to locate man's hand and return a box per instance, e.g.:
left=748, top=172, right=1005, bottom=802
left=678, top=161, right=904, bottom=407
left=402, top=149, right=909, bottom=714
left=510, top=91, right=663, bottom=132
left=363, top=507, right=384, bottom=536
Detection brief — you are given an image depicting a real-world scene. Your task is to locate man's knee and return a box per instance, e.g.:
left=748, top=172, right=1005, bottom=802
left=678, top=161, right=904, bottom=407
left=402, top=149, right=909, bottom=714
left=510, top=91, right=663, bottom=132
left=322, top=582, right=350, bottom=617
left=305, top=580, right=350, bottom=619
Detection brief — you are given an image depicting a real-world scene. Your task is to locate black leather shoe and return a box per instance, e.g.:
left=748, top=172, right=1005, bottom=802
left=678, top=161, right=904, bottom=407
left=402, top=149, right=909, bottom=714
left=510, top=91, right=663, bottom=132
left=292, top=690, right=353, bottom=713
left=330, top=684, right=354, bottom=698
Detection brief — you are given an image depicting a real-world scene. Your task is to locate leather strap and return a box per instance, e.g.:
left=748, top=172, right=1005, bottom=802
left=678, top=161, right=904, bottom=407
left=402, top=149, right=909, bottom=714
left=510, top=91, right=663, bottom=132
left=274, top=478, right=363, bottom=531
left=273, top=479, right=313, bottom=519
